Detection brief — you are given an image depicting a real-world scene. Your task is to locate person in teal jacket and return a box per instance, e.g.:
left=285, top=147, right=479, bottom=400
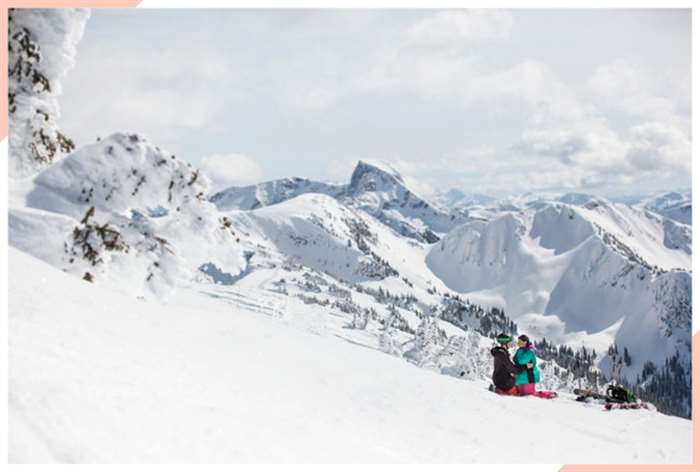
left=512, top=334, right=556, bottom=398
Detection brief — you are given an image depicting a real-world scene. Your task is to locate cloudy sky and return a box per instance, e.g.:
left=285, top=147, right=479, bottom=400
left=59, top=9, right=691, bottom=197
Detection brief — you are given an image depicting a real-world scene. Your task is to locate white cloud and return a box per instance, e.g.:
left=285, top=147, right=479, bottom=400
left=273, top=10, right=519, bottom=111
left=403, top=175, right=436, bottom=198
left=199, top=153, right=264, bottom=191
left=406, top=10, right=513, bottom=46
left=58, top=10, right=690, bottom=198
left=625, top=122, right=691, bottom=173
left=587, top=60, right=689, bottom=130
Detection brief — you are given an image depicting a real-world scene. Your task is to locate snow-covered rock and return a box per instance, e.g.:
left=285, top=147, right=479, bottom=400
left=11, top=132, right=250, bottom=297
left=342, top=160, right=467, bottom=243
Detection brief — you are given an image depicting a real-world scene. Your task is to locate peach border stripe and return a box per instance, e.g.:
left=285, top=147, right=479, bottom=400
left=561, top=331, right=698, bottom=470
left=1, top=0, right=142, bottom=142
left=1, top=3, right=696, bottom=468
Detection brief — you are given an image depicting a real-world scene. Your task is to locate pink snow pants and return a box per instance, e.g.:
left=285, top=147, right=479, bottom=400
left=517, top=383, right=557, bottom=399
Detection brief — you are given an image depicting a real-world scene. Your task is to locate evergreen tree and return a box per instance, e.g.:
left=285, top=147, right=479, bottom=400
left=8, top=8, right=90, bottom=177
left=623, top=347, right=632, bottom=367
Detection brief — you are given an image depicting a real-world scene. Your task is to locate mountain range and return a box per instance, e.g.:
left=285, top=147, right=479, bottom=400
left=9, top=132, right=692, bottom=418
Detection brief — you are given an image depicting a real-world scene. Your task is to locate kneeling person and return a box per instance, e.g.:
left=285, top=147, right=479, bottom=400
left=490, top=333, right=529, bottom=395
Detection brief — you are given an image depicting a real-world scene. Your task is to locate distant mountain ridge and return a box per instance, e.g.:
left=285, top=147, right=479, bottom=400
left=212, top=160, right=469, bottom=243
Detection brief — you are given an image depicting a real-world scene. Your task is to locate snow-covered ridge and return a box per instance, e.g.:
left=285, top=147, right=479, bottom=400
left=434, top=188, right=692, bottom=227
left=427, top=200, right=691, bottom=389
left=639, top=191, right=692, bottom=225
left=211, top=160, right=469, bottom=243
left=210, top=177, right=344, bottom=211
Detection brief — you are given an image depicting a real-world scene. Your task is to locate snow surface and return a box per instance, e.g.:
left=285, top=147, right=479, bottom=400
left=9, top=248, right=692, bottom=463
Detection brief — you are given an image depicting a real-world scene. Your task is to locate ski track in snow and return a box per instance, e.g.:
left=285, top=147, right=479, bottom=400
left=9, top=248, right=691, bottom=463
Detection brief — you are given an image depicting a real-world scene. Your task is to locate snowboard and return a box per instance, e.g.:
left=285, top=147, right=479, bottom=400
left=574, top=388, right=620, bottom=403
left=604, top=402, right=653, bottom=411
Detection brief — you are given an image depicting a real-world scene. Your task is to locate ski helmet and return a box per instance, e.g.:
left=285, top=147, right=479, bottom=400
left=496, top=333, right=513, bottom=345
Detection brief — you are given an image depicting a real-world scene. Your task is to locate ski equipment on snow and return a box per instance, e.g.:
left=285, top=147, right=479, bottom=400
left=605, top=402, right=652, bottom=411
left=606, top=385, right=636, bottom=403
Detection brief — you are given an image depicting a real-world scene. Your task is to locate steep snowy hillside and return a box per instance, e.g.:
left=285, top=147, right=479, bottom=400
left=575, top=199, right=690, bottom=271
left=9, top=248, right=692, bottom=463
left=427, top=201, right=692, bottom=409
left=232, top=193, right=421, bottom=284
left=639, top=191, right=692, bottom=225
left=211, top=160, right=468, bottom=243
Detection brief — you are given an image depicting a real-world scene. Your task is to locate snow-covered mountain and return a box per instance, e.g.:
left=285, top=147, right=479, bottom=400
left=427, top=199, right=691, bottom=409
left=10, top=133, right=692, bottom=417
left=557, top=192, right=598, bottom=206
left=434, top=189, right=692, bottom=228
left=342, top=160, right=468, bottom=242
left=212, top=160, right=468, bottom=243
left=433, top=189, right=497, bottom=211
left=638, top=191, right=692, bottom=225
left=210, top=177, right=344, bottom=210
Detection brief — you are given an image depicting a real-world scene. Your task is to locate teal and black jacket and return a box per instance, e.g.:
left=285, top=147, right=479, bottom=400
left=513, top=347, right=541, bottom=385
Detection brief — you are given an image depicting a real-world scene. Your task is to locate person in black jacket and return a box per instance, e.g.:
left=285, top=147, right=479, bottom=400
left=490, top=333, right=531, bottom=395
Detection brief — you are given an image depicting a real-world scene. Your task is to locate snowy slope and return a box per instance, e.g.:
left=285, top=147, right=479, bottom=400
left=426, top=201, right=692, bottom=382
left=10, top=132, right=252, bottom=297
left=574, top=199, right=690, bottom=271
left=232, top=193, right=426, bottom=284
left=638, top=191, right=692, bottom=225
left=9, top=248, right=692, bottom=463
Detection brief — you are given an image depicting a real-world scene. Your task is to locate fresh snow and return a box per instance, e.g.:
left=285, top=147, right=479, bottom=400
left=427, top=202, right=691, bottom=378
left=9, top=248, right=692, bottom=463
